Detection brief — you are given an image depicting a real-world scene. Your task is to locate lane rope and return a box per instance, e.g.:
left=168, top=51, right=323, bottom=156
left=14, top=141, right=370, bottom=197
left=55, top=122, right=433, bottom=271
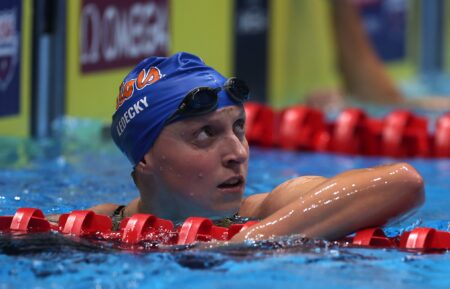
left=1, top=208, right=449, bottom=250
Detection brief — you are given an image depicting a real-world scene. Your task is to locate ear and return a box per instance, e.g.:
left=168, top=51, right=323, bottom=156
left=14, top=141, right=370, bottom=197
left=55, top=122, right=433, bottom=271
left=132, top=151, right=159, bottom=199
left=134, top=151, right=155, bottom=175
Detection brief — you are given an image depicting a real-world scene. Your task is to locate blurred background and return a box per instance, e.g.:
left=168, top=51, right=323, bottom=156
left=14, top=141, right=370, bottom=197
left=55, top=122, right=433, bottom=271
left=0, top=0, right=450, bottom=138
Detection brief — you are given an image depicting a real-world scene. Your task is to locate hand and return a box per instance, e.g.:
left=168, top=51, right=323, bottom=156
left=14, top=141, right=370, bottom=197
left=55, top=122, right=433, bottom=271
left=305, top=89, right=346, bottom=113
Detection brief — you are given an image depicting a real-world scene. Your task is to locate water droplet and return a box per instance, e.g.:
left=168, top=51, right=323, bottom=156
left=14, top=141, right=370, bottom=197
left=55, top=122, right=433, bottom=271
left=14, top=196, right=20, bottom=201
left=56, top=156, right=66, bottom=167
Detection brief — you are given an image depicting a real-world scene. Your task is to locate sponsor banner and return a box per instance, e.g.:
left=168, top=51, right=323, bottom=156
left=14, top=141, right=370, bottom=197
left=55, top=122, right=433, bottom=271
left=355, top=0, right=407, bottom=62
left=234, top=0, right=268, bottom=103
left=0, top=0, right=21, bottom=117
left=80, top=0, right=169, bottom=73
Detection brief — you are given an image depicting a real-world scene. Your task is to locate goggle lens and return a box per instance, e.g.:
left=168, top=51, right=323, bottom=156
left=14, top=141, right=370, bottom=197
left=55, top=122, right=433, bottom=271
left=166, top=78, right=249, bottom=124
left=224, top=77, right=250, bottom=102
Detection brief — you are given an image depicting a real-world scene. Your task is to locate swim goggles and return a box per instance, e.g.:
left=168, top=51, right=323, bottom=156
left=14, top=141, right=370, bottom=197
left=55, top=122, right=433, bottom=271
left=164, top=77, right=250, bottom=125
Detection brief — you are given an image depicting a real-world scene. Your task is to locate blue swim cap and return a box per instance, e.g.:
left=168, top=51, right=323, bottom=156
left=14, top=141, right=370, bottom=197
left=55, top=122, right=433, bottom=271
left=111, top=52, right=237, bottom=166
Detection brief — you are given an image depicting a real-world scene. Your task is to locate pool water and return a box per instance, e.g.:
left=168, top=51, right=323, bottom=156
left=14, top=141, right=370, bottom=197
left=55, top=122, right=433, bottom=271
left=0, top=118, right=449, bottom=289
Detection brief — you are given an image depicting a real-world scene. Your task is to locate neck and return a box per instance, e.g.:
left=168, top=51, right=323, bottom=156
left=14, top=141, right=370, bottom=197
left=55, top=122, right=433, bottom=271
left=137, top=185, right=194, bottom=222
left=132, top=171, right=184, bottom=220
left=138, top=186, right=223, bottom=222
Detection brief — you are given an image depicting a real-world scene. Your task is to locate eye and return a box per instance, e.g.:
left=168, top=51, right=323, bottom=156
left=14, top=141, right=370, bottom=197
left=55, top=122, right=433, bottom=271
left=196, top=125, right=215, bottom=141
left=234, top=118, right=246, bottom=136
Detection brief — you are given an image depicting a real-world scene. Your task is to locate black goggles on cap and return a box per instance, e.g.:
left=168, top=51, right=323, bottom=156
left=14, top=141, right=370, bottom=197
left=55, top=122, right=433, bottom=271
left=164, top=77, right=250, bottom=125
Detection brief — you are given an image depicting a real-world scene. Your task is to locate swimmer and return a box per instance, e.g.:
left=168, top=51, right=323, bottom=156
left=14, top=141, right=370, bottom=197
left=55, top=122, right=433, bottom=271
left=87, top=52, right=424, bottom=242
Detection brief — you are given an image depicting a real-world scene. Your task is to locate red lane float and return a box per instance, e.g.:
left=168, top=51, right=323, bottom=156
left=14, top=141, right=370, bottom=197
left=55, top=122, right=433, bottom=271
left=352, top=228, right=396, bottom=247
left=121, top=214, right=175, bottom=244
left=0, top=208, right=51, bottom=232
left=244, top=102, right=276, bottom=147
left=382, top=110, right=429, bottom=157
left=244, top=102, right=450, bottom=158
left=278, top=106, right=327, bottom=150
left=177, top=217, right=219, bottom=244
left=434, top=113, right=450, bottom=157
left=399, top=227, right=450, bottom=249
left=0, top=208, right=449, bottom=251
left=0, top=209, right=259, bottom=246
left=177, top=218, right=258, bottom=245
left=59, top=210, right=112, bottom=236
left=228, top=221, right=259, bottom=239
left=332, top=108, right=383, bottom=155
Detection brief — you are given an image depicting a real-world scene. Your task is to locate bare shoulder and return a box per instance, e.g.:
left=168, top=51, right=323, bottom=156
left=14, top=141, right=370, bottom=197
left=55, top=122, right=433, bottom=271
left=239, top=193, right=269, bottom=218
left=87, top=203, right=122, bottom=216
left=271, top=175, right=327, bottom=194
left=45, top=203, right=121, bottom=225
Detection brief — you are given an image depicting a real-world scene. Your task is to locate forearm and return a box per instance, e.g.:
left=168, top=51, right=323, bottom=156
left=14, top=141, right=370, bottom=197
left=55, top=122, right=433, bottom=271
left=254, top=176, right=328, bottom=218
left=231, top=163, right=424, bottom=242
left=330, top=0, right=403, bottom=103
left=404, top=97, right=450, bottom=110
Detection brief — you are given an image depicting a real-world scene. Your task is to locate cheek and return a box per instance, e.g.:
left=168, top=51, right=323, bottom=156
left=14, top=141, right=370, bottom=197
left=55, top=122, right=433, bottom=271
left=157, top=149, right=219, bottom=193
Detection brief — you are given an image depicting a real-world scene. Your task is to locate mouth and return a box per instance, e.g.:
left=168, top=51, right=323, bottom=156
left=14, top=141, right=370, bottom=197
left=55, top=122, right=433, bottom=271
left=217, top=176, right=245, bottom=192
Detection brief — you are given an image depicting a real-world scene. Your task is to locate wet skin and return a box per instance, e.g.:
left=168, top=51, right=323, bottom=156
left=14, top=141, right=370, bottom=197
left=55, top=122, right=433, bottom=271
left=234, top=162, right=424, bottom=242
left=131, top=105, right=249, bottom=221
left=89, top=105, right=425, bottom=241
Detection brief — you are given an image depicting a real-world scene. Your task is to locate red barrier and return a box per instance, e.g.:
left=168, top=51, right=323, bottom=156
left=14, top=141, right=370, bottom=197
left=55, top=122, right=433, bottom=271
left=243, top=104, right=450, bottom=158
left=2, top=208, right=449, bottom=251
left=332, top=108, right=365, bottom=154
left=399, top=227, right=450, bottom=250
left=177, top=217, right=215, bottom=245
left=332, top=109, right=382, bottom=155
left=177, top=217, right=238, bottom=245
left=59, top=210, right=112, bottom=237
left=434, top=114, right=450, bottom=157
left=278, top=106, right=326, bottom=150
left=121, top=214, right=174, bottom=245
left=173, top=218, right=258, bottom=245
left=244, top=102, right=276, bottom=147
left=0, top=208, right=51, bottom=232
left=227, top=221, right=259, bottom=239
left=381, top=110, right=430, bottom=157
left=352, top=228, right=396, bottom=247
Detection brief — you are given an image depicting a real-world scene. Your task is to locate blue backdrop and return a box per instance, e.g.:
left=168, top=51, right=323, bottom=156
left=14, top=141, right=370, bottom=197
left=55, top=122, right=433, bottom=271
left=0, top=0, right=21, bottom=117
left=358, top=0, right=407, bottom=62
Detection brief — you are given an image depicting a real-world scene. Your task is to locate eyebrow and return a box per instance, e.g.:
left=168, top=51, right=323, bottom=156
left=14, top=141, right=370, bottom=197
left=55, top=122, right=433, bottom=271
left=183, top=107, right=245, bottom=125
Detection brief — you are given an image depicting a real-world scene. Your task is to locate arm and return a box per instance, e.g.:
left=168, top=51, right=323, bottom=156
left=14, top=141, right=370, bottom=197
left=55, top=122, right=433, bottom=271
left=330, top=0, right=404, bottom=104
left=231, top=162, right=424, bottom=242
left=86, top=198, right=141, bottom=217
left=239, top=176, right=328, bottom=218
left=307, top=1, right=450, bottom=111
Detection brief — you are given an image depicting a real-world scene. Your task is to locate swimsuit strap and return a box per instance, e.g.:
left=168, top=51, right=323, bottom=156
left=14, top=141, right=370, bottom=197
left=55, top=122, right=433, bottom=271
left=111, top=205, right=126, bottom=231
left=212, top=213, right=255, bottom=228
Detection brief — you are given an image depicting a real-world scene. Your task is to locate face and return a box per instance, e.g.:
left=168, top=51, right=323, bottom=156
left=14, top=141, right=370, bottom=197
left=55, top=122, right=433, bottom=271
left=142, top=105, right=249, bottom=218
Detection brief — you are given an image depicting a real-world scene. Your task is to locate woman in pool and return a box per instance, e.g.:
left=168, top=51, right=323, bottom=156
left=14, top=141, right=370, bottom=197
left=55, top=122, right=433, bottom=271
left=90, top=52, right=424, bottom=242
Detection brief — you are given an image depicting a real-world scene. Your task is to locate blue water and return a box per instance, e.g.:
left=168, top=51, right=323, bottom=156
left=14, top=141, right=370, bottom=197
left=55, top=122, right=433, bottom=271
left=0, top=118, right=449, bottom=289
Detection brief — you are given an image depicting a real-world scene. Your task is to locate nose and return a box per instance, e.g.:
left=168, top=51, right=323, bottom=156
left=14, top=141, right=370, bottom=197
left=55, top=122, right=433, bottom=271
left=221, top=134, right=249, bottom=168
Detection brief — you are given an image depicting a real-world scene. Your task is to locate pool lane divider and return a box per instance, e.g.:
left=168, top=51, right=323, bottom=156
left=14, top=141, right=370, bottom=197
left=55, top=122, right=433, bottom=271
left=0, top=208, right=449, bottom=251
left=244, top=102, right=450, bottom=158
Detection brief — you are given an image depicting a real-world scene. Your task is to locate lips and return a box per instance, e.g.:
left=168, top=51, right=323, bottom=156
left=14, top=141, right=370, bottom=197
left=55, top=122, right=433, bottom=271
left=217, top=176, right=244, bottom=190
